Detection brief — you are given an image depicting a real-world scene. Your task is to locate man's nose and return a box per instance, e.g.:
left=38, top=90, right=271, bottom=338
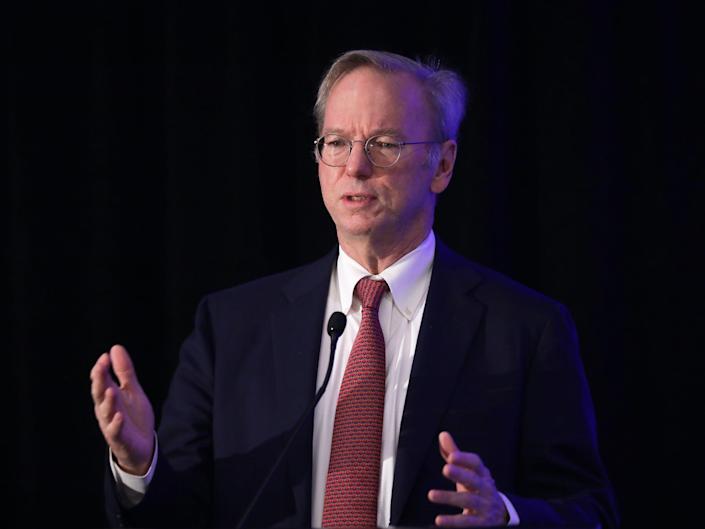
left=345, top=141, right=373, bottom=179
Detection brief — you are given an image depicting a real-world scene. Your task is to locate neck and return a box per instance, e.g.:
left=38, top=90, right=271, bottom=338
left=338, top=228, right=431, bottom=275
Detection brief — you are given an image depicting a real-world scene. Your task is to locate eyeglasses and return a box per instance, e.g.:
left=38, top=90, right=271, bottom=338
left=313, top=134, right=442, bottom=168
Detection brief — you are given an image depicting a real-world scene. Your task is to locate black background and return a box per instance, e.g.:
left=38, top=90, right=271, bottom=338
left=6, top=2, right=704, bottom=527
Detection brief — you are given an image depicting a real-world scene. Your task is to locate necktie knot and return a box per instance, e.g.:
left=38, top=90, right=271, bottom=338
left=355, top=277, right=388, bottom=311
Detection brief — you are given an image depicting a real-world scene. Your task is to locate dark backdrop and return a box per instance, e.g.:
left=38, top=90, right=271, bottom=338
left=6, top=2, right=704, bottom=528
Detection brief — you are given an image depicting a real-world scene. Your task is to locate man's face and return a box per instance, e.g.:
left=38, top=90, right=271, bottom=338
left=318, top=67, right=454, bottom=252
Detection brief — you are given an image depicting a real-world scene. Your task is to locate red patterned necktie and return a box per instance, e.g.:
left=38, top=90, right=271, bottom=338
left=322, top=277, right=388, bottom=528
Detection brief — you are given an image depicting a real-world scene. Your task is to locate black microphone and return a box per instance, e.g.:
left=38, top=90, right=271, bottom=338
left=235, top=311, right=346, bottom=529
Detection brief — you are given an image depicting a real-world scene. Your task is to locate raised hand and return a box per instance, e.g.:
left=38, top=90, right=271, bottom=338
left=428, top=431, right=508, bottom=527
left=90, top=344, right=155, bottom=475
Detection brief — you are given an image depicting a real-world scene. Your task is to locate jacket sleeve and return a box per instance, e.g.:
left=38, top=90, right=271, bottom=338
left=104, top=296, right=216, bottom=528
left=506, top=302, right=619, bottom=529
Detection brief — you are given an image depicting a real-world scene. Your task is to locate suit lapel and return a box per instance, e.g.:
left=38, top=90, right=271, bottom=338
left=269, top=248, right=337, bottom=526
left=391, top=241, right=485, bottom=524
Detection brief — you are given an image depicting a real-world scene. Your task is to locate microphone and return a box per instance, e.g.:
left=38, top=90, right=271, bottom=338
left=235, top=311, right=346, bottom=529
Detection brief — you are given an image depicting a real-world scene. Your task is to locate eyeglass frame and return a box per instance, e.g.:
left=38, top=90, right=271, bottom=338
left=313, top=134, right=444, bottom=168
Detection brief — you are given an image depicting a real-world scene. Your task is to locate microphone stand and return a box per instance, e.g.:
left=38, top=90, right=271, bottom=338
left=234, top=312, right=346, bottom=529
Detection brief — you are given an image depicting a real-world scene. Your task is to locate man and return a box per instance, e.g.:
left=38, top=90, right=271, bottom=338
left=91, top=50, right=618, bottom=528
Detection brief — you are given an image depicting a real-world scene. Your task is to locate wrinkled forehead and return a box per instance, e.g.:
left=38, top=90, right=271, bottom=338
left=323, top=67, right=435, bottom=138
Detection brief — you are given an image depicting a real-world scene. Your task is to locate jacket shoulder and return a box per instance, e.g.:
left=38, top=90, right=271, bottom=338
left=436, top=242, right=570, bottom=321
left=198, top=248, right=337, bottom=316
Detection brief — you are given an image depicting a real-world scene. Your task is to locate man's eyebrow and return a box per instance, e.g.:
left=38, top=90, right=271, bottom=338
left=321, top=128, right=346, bottom=136
left=371, top=127, right=403, bottom=137
left=320, top=127, right=403, bottom=137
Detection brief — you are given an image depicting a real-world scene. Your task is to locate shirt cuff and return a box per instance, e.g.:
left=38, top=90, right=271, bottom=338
left=108, top=432, right=159, bottom=507
left=498, top=492, right=520, bottom=526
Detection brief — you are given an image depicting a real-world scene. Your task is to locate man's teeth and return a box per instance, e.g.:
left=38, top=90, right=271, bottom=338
left=349, top=195, right=369, bottom=201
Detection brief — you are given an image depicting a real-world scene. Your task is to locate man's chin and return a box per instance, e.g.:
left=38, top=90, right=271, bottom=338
left=337, top=225, right=376, bottom=240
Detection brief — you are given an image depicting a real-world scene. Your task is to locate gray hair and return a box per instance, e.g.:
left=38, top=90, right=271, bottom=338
left=314, top=49, right=468, bottom=141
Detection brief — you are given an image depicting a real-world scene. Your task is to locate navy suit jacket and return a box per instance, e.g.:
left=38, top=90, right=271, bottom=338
left=106, top=241, right=618, bottom=528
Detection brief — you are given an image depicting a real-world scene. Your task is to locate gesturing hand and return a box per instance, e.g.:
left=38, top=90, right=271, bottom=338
left=427, top=431, right=508, bottom=527
left=90, top=344, right=155, bottom=476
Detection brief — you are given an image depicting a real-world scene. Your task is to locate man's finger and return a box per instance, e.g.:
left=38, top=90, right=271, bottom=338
left=428, top=489, right=484, bottom=511
left=103, top=410, right=125, bottom=445
left=447, top=451, right=489, bottom=477
left=94, top=386, right=120, bottom=430
left=442, top=463, right=484, bottom=492
left=439, top=431, right=460, bottom=462
left=90, top=352, right=116, bottom=405
left=90, top=351, right=111, bottom=377
left=110, top=344, right=137, bottom=388
left=434, top=512, right=481, bottom=527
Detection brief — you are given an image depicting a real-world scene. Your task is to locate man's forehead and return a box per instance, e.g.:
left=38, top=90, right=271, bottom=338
left=323, top=68, right=432, bottom=132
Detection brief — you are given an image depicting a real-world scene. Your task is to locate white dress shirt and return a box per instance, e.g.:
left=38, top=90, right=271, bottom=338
left=311, top=231, right=436, bottom=528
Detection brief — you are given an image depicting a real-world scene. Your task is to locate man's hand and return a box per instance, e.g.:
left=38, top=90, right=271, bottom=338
left=90, top=344, right=155, bottom=476
left=427, top=431, right=508, bottom=527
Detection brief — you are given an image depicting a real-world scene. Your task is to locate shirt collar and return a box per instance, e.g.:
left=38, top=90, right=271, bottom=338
left=336, top=230, right=436, bottom=321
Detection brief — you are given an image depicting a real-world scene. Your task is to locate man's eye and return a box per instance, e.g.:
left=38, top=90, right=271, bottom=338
left=370, top=139, right=398, bottom=150
left=372, top=136, right=400, bottom=147
left=324, top=137, right=347, bottom=148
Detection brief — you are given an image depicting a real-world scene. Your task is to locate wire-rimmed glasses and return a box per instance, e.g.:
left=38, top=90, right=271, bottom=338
left=314, top=134, right=442, bottom=168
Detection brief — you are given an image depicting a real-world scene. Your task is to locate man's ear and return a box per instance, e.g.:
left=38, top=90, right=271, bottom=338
left=430, top=140, right=457, bottom=194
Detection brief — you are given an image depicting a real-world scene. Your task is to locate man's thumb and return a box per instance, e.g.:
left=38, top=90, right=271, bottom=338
left=439, top=431, right=459, bottom=462
left=109, top=344, right=138, bottom=387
